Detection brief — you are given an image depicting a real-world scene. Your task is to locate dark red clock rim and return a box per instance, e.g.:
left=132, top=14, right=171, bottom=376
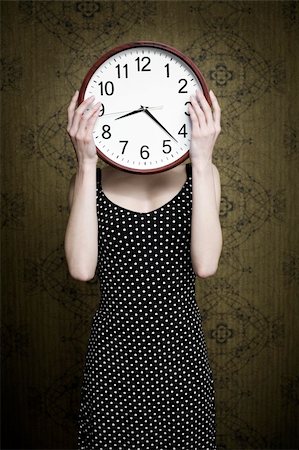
left=78, top=41, right=211, bottom=174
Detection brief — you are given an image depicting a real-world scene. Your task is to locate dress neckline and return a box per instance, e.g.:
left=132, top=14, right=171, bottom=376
left=99, top=163, right=190, bottom=216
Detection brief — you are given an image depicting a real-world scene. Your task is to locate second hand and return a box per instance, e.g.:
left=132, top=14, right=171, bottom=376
left=101, top=105, right=164, bottom=117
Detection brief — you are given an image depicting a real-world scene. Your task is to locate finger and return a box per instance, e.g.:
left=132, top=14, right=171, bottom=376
left=77, top=101, right=101, bottom=136
left=86, top=103, right=102, bottom=136
left=195, top=89, right=214, bottom=125
left=190, top=95, right=207, bottom=129
left=70, top=95, right=96, bottom=135
left=188, top=103, right=200, bottom=136
left=209, top=90, right=221, bottom=127
left=67, top=90, right=79, bottom=130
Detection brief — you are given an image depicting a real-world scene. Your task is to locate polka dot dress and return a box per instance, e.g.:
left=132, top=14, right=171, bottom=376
left=77, top=163, right=217, bottom=449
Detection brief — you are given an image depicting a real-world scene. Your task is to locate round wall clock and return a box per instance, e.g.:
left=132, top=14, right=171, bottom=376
left=78, top=41, right=211, bottom=174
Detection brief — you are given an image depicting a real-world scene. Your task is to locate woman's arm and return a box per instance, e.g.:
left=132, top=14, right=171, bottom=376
left=64, top=90, right=102, bottom=281
left=188, top=89, right=223, bottom=277
left=190, top=161, right=222, bottom=277
left=64, top=161, right=98, bottom=280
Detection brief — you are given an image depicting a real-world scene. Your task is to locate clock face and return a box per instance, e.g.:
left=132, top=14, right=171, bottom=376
left=79, top=42, right=210, bottom=173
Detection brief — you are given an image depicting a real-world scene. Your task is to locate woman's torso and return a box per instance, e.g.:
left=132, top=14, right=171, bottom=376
left=95, top=161, right=196, bottom=299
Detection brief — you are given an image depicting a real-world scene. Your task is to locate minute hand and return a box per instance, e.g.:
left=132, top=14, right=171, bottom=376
left=143, top=109, right=178, bottom=143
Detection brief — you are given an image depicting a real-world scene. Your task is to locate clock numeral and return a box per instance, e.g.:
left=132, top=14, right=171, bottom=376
left=116, top=64, right=128, bottom=79
left=135, top=56, right=151, bottom=72
left=102, top=125, right=111, bottom=139
left=119, top=140, right=128, bottom=154
left=162, top=140, right=172, bottom=154
left=178, top=124, right=187, bottom=138
left=184, top=101, right=191, bottom=116
left=140, top=145, right=150, bottom=159
left=98, top=81, right=114, bottom=96
left=99, top=104, right=105, bottom=117
left=165, top=63, right=170, bottom=78
left=178, top=78, right=188, bottom=93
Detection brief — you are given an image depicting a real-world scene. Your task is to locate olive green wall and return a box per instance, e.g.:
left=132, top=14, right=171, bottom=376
left=1, top=1, right=298, bottom=449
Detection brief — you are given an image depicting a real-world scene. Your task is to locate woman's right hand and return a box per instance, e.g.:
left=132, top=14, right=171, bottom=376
left=67, top=90, right=102, bottom=165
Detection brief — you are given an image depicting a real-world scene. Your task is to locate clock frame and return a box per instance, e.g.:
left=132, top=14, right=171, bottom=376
left=78, top=41, right=211, bottom=174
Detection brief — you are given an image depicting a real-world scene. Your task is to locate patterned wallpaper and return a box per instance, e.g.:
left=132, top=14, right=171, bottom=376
left=1, top=1, right=298, bottom=449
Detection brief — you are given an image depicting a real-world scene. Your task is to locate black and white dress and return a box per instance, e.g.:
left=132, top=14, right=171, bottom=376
left=77, top=163, right=217, bottom=449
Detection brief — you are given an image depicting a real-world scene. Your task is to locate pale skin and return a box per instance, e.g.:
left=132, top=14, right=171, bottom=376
left=64, top=89, right=222, bottom=280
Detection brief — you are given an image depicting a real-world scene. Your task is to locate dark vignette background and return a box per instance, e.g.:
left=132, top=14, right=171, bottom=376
left=1, top=1, right=298, bottom=449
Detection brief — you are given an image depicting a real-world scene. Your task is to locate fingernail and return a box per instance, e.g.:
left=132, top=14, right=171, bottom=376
left=210, top=89, right=214, bottom=95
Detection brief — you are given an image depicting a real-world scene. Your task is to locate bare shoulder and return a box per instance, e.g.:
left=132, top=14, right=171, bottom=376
left=101, top=164, right=124, bottom=184
left=101, top=165, right=117, bottom=174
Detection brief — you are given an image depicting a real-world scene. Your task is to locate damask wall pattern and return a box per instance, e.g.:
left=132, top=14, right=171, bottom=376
left=1, top=1, right=298, bottom=449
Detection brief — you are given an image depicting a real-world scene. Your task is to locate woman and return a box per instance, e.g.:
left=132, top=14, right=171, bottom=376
left=65, top=88, right=222, bottom=449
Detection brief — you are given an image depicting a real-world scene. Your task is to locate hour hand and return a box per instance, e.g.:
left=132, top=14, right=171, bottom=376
left=143, top=109, right=178, bottom=143
left=115, top=105, right=144, bottom=120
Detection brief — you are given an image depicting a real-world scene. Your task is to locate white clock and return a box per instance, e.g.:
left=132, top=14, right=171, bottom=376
left=78, top=41, right=211, bottom=174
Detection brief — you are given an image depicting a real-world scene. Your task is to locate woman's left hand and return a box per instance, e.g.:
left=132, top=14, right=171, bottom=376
left=188, top=89, right=221, bottom=168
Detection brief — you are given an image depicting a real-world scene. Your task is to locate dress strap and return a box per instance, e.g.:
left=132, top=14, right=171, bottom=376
left=96, top=166, right=102, bottom=188
left=186, top=162, right=192, bottom=178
